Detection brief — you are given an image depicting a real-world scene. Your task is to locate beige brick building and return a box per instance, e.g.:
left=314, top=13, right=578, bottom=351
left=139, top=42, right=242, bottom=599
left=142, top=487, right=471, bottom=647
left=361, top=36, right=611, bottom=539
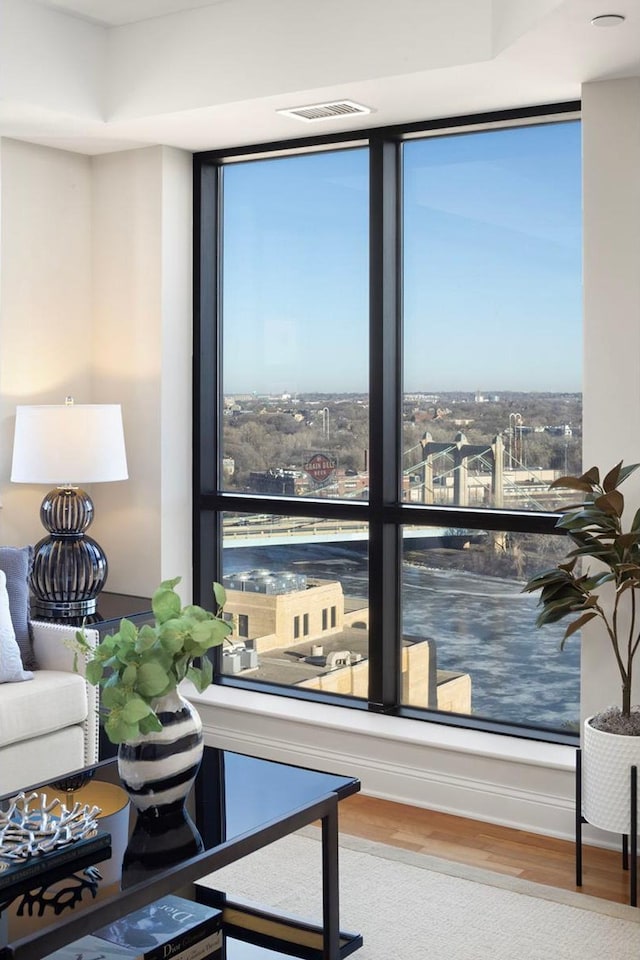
left=222, top=573, right=470, bottom=714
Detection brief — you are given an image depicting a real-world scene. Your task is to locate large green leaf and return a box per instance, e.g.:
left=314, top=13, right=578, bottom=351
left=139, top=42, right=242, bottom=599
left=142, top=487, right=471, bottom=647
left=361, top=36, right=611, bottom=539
left=101, top=685, right=126, bottom=708
left=86, top=660, right=104, bottom=685
left=159, top=619, right=189, bottom=652
left=121, top=663, right=137, bottom=687
left=121, top=696, right=154, bottom=724
left=181, top=604, right=210, bottom=622
left=152, top=583, right=182, bottom=624
left=136, top=661, right=172, bottom=697
left=556, top=510, right=617, bottom=533
left=522, top=568, right=573, bottom=593
left=135, top=624, right=157, bottom=651
left=187, top=655, right=213, bottom=693
left=566, top=542, right=617, bottom=560
left=104, top=713, right=139, bottom=745
left=189, top=618, right=230, bottom=648
left=138, top=713, right=163, bottom=735
left=540, top=580, right=579, bottom=603
left=580, top=572, right=614, bottom=591
left=213, top=581, right=227, bottom=610
left=536, top=595, right=586, bottom=626
left=119, top=618, right=138, bottom=644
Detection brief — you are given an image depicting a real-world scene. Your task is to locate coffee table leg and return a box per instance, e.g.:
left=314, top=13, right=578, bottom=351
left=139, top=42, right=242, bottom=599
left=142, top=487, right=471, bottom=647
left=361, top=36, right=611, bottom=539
left=321, top=797, right=340, bottom=960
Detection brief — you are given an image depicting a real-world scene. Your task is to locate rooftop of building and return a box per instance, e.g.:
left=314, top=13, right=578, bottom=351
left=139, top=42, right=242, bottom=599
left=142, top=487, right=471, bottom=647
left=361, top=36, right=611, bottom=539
left=223, top=622, right=465, bottom=690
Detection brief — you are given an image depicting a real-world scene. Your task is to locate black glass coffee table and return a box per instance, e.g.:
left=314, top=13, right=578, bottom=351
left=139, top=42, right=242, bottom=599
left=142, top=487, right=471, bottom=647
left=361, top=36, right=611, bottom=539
left=0, top=746, right=362, bottom=960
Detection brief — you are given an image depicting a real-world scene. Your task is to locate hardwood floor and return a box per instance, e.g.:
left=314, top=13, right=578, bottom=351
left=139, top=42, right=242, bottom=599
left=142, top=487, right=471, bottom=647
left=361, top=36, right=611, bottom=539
left=338, top=794, right=635, bottom=906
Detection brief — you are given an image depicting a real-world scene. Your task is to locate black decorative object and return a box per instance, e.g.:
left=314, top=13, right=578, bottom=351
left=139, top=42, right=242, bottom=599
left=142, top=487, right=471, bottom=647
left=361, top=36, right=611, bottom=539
left=122, top=809, right=204, bottom=888
left=117, top=691, right=204, bottom=817
left=15, top=866, right=103, bottom=918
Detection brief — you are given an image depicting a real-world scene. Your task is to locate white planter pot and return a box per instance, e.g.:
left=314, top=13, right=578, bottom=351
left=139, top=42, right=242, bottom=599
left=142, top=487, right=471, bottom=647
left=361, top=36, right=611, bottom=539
left=582, top=716, right=640, bottom=834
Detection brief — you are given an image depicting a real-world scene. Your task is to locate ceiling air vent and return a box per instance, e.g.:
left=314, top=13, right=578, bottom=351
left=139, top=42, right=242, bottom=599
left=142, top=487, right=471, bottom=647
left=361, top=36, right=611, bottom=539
left=277, top=100, right=372, bottom=123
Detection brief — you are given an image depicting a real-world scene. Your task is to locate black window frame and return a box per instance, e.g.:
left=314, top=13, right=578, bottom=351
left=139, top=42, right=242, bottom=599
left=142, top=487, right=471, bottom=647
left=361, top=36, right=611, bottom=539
left=193, top=100, right=581, bottom=746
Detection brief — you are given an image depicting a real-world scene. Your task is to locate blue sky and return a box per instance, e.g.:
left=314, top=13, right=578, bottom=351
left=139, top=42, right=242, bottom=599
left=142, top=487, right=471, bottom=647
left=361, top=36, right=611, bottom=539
left=222, top=120, right=582, bottom=395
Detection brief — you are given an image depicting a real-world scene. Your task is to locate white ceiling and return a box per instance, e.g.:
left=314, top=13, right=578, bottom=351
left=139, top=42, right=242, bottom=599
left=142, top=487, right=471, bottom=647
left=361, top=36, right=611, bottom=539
left=39, top=0, right=233, bottom=27
left=1, top=0, right=639, bottom=155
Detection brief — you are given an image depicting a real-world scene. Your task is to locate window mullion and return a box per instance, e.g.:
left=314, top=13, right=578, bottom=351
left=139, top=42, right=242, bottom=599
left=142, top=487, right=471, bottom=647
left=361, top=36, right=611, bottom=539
left=368, top=137, right=402, bottom=712
left=193, top=158, right=224, bottom=607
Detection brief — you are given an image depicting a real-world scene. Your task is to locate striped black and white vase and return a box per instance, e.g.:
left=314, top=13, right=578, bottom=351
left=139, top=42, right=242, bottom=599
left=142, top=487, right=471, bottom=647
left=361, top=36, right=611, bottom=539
left=117, top=689, right=204, bottom=818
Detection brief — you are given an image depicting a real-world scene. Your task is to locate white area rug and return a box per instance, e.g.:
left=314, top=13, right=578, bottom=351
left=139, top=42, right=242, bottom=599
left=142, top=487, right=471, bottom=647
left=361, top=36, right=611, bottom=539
left=199, top=828, right=640, bottom=960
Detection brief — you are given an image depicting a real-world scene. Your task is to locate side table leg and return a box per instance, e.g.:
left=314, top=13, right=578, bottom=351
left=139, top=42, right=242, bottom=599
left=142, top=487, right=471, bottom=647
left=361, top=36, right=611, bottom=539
left=631, top=765, right=637, bottom=908
left=575, top=747, right=582, bottom=887
left=321, top=797, right=340, bottom=960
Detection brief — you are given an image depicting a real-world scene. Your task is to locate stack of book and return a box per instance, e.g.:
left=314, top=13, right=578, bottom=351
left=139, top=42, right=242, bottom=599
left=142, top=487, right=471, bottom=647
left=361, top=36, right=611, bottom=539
left=47, top=895, right=222, bottom=960
left=0, top=831, right=112, bottom=901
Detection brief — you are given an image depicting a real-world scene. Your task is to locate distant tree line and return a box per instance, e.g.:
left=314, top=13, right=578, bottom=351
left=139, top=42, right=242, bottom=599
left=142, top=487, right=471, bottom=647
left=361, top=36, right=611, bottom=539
left=223, top=393, right=582, bottom=492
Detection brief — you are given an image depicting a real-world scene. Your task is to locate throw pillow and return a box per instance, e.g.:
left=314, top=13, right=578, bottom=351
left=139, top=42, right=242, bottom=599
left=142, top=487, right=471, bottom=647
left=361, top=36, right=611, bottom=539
left=0, top=569, right=33, bottom=682
left=0, top=545, right=37, bottom=670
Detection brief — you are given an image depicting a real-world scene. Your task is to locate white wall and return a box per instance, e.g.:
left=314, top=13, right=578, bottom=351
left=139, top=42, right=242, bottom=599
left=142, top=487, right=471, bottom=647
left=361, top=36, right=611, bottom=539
left=91, top=145, right=193, bottom=598
left=91, top=147, right=164, bottom=595
left=159, top=147, right=193, bottom=598
left=0, top=138, right=92, bottom=545
left=581, top=77, right=640, bottom=723
left=1, top=139, right=192, bottom=600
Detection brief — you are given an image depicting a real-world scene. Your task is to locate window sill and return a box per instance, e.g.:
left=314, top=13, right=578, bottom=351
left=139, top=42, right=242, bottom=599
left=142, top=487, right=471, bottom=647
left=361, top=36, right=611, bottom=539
left=189, top=683, right=576, bottom=773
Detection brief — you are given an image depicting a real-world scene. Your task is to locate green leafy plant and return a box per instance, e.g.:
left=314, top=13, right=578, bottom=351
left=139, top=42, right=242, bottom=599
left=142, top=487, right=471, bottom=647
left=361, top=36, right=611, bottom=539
left=522, top=462, right=640, bottom=731
left=74, top=577, right=232, bottom=744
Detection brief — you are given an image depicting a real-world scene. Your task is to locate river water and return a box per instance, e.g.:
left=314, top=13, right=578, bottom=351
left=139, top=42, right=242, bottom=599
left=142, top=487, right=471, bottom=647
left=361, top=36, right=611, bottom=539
left=223, top=542, right=580, bottom=732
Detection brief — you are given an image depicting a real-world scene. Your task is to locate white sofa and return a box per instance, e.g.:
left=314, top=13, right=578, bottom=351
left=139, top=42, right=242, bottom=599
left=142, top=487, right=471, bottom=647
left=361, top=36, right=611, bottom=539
left=0, top=621, right=100, bottom=797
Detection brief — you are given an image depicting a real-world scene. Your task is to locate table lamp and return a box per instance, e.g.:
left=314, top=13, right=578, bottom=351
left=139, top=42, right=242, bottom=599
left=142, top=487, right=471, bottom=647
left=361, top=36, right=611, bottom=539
left=11, top=398, right=128, bottom=619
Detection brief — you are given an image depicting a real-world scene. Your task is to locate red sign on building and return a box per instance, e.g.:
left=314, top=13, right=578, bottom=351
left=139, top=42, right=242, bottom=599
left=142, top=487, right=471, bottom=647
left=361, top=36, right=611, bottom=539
left=304, top=453, right=337, bottom=484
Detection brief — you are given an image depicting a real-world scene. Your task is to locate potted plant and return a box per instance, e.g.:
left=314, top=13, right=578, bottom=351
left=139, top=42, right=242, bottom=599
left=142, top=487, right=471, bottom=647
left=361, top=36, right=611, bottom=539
left=522, top=462, right=640, bottom=833
left=73, top=576, right=232, bottom=815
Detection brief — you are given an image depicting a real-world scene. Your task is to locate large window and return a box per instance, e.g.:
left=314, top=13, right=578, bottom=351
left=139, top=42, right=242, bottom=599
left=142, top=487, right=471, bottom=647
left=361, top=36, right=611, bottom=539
left=194, top=104, right=582, bottom=741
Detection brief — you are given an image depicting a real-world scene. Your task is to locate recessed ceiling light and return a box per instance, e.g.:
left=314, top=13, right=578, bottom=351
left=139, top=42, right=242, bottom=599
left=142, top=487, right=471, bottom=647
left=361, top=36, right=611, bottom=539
left=591, top=14, right=625, bottom=26
left=277, top=100, right=372, bottom=123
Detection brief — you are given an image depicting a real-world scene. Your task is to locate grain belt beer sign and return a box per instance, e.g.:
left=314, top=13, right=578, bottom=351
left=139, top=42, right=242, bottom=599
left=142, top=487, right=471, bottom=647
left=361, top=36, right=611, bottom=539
left=304, top=453, right=337, bottom=484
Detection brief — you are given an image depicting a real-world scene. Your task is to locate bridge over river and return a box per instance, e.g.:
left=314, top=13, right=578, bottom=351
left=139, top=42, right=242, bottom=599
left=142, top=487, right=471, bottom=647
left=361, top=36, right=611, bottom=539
left=223, top=517, right=477, bottom=549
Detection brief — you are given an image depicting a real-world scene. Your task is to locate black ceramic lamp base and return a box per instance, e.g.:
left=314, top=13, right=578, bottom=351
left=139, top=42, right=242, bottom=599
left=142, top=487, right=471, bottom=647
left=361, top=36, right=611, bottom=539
left=30, top=486, right=108, bottom=619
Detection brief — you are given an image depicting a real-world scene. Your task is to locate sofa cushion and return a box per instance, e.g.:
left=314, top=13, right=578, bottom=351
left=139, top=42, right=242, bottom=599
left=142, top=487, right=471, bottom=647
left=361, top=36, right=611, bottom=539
left=0, top=728, right=87, bottom=797
left=0, top=570, right=33, bottom=682
left=0, top=545, right=36, bottom=669
left=0, top=670, right=87, bottom=749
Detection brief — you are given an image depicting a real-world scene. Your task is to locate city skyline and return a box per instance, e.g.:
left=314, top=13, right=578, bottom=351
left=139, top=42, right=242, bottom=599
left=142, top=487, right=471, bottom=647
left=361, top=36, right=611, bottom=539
left=222, top=120, right=582, bottom=395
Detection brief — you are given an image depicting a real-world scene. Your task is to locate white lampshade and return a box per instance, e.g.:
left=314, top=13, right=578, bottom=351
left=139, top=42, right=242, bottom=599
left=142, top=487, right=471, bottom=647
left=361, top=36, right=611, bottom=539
left=11, top=403, right=128, bottom=485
